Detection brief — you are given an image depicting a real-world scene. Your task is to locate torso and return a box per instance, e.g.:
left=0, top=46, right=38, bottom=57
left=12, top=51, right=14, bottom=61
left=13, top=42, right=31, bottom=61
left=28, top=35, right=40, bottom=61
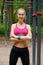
left=14, top=41, right=28, bottom=48
left=13, top=23, right=28, bottom=48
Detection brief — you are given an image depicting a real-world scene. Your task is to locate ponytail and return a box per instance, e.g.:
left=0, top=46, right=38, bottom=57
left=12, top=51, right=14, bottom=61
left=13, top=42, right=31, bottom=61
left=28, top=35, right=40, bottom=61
left=23, top=17, right=26, bottom=23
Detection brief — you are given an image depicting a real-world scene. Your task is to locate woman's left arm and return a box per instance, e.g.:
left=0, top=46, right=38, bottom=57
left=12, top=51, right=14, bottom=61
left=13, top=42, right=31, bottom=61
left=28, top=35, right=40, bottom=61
left=20, top=25, right=32, bottom=41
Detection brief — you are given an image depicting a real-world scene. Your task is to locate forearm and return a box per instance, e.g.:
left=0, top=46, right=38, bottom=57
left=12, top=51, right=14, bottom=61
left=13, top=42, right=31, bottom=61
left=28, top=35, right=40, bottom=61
left=10, top=34, right=32, bottom=41
left=10, top=37, right=19, bottom=42
left=9, top=37, right=25, bottom=42
left=10, top=34, right=18, bottom=38
left=20, top=36, right=32, bottom=41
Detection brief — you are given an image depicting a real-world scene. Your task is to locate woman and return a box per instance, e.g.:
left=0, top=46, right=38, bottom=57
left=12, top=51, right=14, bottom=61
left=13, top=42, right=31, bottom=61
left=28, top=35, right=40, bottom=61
left=9, top=8, right=32, bottom=65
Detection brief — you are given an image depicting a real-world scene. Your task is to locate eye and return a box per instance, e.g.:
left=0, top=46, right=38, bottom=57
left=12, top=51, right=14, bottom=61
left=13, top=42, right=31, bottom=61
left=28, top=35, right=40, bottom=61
left=19, top=14, right=21, bottom=15
left=18, top=14, right=24, bottom=15
left=22, top=14, right=24, bottom=16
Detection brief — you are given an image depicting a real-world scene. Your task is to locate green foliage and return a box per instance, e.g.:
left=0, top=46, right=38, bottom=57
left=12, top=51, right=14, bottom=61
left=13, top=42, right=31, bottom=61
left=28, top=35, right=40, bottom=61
left=0, top=24, right=5, bottom=35
left=41, top=18, right=43, bottom=26
left=41, top=3, right=43, bottom=26
left=0, top=0, right=3, bottom=10
left=41, top=26, right=43, bottom=37
left=31, top=26, right=43, bottom=37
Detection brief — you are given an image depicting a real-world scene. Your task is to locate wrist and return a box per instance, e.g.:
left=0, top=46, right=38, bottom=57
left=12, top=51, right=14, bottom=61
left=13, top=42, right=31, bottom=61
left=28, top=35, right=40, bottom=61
left=18, top=36, right=21, bottom=40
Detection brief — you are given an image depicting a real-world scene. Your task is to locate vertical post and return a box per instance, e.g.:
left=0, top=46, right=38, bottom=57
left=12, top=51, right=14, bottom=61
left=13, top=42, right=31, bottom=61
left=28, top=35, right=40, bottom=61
left=26, top=0, right=31, bottom=24
left=5, top=0, right=8, bottom=40
left=37, top=0, right=42, bottom=65
left=32, top=0, right=36, bottom=65
left=7, top=0, right=13, bottom=37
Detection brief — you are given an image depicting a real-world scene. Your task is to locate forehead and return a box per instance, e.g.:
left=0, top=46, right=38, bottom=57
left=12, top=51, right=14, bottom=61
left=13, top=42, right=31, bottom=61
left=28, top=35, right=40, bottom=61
left=17, top=9, right=25, bottom=14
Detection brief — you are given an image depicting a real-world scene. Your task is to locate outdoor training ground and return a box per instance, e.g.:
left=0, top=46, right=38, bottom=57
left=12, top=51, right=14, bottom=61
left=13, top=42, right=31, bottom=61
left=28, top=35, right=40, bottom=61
left=0, top=37, right=43, bottom=65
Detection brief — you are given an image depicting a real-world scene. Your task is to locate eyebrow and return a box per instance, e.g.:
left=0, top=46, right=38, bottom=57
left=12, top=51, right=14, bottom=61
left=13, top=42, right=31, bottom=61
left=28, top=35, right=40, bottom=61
left=18, top=13, right=24, bottom=15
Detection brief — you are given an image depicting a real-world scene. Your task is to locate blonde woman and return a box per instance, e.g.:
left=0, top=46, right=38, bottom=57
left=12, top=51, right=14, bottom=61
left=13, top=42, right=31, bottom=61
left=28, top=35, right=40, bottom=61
left=9, top=8, right=32, bottom=65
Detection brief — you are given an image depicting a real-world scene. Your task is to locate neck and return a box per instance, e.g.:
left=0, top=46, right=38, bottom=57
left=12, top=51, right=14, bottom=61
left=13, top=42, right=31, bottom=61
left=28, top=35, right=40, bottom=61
left=18, top=21, right=24, bottom=25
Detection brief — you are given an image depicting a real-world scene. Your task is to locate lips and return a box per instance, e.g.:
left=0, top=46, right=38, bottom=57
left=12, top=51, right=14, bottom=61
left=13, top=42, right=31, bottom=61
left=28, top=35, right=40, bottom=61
left=19, top=17, right=23, bottom=19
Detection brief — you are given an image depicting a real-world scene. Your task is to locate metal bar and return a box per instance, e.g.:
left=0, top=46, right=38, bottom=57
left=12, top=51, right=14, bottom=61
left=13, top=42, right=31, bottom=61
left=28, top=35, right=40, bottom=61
left=32, top=0, right=36, bottom=65
left=5, top=2, right=8, bottom=40
left=5, top=1, right=29, bottom=5
left=26, top=0, right=31, bottom=24
left=37, top=0, right=41, bottom=65
left=5, top=3, right=28, bottom=5
left=4, top=3, right=29, bottom=5
left=5, top=1, right=30, bottom=3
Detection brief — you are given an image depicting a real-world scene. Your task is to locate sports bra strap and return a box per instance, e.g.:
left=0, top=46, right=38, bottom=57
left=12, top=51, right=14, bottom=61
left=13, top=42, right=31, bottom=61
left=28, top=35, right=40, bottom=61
left=16, top=23, right=27, bottom=29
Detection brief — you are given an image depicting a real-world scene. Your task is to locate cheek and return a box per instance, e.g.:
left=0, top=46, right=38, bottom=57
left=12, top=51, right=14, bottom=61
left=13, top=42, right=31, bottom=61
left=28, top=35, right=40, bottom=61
left=23, top=16, right=25, bottom=19
left=24, top=15, right=25, bottom=17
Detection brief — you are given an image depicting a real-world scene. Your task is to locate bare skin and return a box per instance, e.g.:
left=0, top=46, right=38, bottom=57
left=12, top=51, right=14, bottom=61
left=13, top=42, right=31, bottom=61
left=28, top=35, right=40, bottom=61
left=10, top=8, right=32, bottom=48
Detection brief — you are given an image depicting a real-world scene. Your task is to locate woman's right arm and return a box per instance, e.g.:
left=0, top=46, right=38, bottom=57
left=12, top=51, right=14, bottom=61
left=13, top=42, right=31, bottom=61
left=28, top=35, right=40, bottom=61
left=9, top=24, right=20, bottom=42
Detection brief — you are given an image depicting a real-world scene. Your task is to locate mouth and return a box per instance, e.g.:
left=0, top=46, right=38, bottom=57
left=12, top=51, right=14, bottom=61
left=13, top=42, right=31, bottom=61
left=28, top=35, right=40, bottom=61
left=19, top=17, right=23, bottom=19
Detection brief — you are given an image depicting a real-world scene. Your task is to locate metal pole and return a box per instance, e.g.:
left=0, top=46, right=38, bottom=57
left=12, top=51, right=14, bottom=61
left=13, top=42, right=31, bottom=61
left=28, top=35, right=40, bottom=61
left=5, top=0, right=8, bottom=40
left=37, top=0, right=42, bottom=65
left=26, top=0, right=31, bottom=24
left=32, top=0, right=36, bottom=65
left=7, top=0, right=13, bottom=36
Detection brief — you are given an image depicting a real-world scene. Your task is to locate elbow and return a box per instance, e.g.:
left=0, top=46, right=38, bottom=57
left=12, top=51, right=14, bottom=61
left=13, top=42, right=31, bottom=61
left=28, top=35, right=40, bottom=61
left=30, top=38, right=32, bottom=41
left=9, top=35, right=13, bottom=41
left=28, top=36, right=32, bottom=41
left=29, top=37, right=32, bottom=41
left=9, top=37, right=13, bottom=41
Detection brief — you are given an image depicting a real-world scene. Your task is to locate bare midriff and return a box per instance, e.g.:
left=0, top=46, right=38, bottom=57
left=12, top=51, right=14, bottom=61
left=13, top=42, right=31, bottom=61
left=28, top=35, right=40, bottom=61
left=13, top=40, right=28, bottom=48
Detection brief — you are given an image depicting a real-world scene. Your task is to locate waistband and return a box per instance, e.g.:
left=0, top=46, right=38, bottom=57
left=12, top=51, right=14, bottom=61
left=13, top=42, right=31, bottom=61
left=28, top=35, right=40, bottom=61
left=13, top=45, right=28, bottom=50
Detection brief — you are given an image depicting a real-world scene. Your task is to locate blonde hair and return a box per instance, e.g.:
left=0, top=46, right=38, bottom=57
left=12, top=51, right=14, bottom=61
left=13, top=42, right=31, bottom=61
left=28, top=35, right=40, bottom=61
left=17, top=8, right=26, bottom=23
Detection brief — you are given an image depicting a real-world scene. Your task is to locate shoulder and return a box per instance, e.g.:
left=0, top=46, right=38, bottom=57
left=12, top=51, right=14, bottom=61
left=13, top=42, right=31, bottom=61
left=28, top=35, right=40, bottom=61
left=26, top=24, right=31, bottom=28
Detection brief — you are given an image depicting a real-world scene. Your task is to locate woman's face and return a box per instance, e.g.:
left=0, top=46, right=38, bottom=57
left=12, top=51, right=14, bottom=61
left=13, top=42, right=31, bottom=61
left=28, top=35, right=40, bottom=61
left=17, top=9, right=26, bottom=22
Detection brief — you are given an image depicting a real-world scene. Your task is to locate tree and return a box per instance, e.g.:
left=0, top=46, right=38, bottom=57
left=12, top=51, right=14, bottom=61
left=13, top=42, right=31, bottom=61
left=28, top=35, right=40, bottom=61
left=1, top=0, right=5, bottom=23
